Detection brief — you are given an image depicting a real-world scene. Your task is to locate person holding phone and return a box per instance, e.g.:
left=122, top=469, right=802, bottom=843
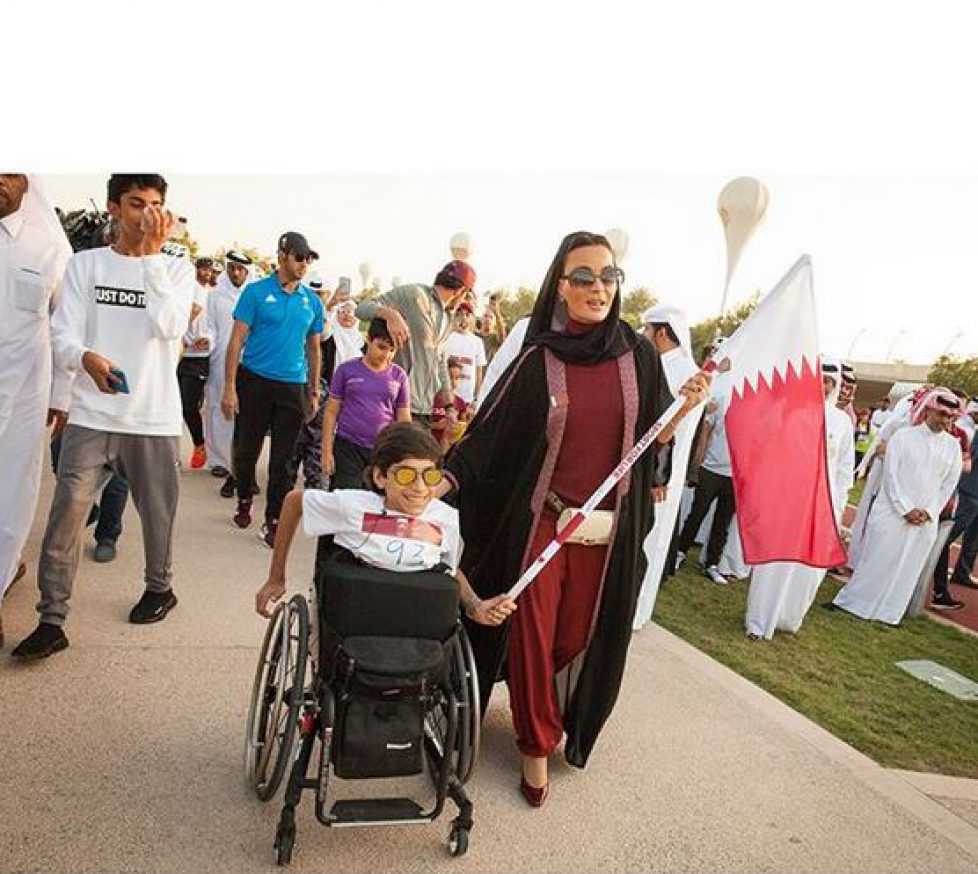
left=13, top=174, right=196, bottom=661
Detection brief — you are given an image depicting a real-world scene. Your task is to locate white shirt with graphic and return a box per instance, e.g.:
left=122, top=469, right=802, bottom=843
left=443, top=330, right=487, bottom=403
left=302, top=489, right=462, bottom=573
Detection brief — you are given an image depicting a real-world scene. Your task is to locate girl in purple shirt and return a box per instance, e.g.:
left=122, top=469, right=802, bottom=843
left=322, top=318, right=411, bottom=490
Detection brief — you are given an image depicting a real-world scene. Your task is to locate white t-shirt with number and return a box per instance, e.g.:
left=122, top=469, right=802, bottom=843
left=302, top=489, right=462, bottom=573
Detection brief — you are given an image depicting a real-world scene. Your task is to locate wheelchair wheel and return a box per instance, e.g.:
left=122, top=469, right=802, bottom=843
left=244, top=595, right=309, bottom=801
left=455, top=625, right=481, bottom=784
left=423, top=625, right=481, bottom=785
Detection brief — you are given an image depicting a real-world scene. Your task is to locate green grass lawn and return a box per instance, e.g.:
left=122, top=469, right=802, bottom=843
left=654, top=553, right=978, bottom=777
left=847, top=476, right=867, bottom=508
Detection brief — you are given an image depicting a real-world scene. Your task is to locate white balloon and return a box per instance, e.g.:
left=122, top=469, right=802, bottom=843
left=604, top=227, right=629, bottom=263
left=450, top=231, right=472, bottom=261
left=717, top=177, right=769, bottom=290
left=358, top=261, right=373, bottom=288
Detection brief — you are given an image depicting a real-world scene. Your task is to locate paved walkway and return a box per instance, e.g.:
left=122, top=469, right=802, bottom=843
left=2, top=452, right=978, bottom=873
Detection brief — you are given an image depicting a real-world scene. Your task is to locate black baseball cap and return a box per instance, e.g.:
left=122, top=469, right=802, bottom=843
left=278, top=231, right=319, bottom=260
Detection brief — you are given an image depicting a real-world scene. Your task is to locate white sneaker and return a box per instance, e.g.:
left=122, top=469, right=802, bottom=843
left=674, top=551, right=686, bottom=573
left=705, top=565, right=728, bottom=585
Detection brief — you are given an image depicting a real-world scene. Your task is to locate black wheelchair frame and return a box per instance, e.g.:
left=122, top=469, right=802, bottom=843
left=244, top=544, right=481, bottom=865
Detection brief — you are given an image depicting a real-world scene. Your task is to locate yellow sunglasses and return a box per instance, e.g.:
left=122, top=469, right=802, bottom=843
left=391, top=466, right=445, bottom=487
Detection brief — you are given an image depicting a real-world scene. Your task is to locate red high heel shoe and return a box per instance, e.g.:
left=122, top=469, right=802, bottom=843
left=519, top=776, right=550, bottom=808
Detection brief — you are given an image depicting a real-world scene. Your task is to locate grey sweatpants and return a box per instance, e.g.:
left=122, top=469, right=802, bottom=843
left=36, top=425, right=180, bottom=627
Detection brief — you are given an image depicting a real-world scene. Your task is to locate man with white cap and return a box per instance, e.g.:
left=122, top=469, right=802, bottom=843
left=832, top=388, right=962, bottom=625
left=0, top=174, right=72, bottom=647
left=204, top=250, right=253, bottom=497
left=633, top=304, right=702, bottom=628
left=745, top=356, right=854, bottom=639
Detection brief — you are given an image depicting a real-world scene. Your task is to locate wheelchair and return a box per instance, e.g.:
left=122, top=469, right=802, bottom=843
left=244, top=539, right=481, bottom=865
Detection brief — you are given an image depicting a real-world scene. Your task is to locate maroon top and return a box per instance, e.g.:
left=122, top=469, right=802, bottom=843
left=549, top=320, right=625, bottom=509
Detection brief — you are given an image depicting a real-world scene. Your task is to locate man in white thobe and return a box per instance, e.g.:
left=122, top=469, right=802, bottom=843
left=204, top=250, right=254, bottom=496
left=846, top=387, right=921, bottom=567
left=0, top=174, right=72, bottom=643
left=745, top=357, right=855, bottom=639
left=832, top=389, right=962, bottom=625
left=634, top=304, right=702, bottom=628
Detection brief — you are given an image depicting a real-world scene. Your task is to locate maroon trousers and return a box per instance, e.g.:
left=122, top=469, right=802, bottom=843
left=507, top=511, right=608, bottom=757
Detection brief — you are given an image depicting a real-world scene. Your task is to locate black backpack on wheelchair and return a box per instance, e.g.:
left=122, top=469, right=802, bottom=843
left=245, top=537, right=480, bottom=865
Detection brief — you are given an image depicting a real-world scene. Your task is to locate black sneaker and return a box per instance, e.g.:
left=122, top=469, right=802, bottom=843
left=93, top=541, right=117, bottom=563
left=210, top=466, right=230, bottom=478
left=129, top=590, right=178, bottom=624
left=233, top=497, right=253, bottom=529
left=11, top=622, right=69, bottom=660
left=931, top=593, right=965, bottom=611
left=950, top=575, right=978, bottom=590
left=220, top=475, right=236, bottom=499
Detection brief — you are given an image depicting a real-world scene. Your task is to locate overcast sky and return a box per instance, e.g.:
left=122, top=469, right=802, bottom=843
left=44, top=173, right=977, bottom=365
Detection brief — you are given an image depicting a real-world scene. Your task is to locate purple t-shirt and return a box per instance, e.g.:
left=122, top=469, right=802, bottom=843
left=330, top=358, right=410, bottom=448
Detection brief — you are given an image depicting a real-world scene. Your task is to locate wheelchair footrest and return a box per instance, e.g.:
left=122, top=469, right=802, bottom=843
left=329, top=797, right=430, bottom=827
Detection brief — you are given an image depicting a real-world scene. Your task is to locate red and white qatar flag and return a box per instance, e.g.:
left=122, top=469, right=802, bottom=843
left=714, top=255, right=846, bottom=568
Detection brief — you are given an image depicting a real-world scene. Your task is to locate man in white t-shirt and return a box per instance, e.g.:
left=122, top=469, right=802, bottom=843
left=441, top=302, right=486, bottom=405
left=13, top=174, right=195, bottom=661
left=870, top=398, right=891, bottom=431
left=674, top=392, right=736, bottom=585
left=178, top=257, right=214, bottom=469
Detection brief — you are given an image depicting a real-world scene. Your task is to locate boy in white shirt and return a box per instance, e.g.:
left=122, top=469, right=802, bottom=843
left=256, top=422, right=515, bottom=627
left=13, top=174, right=195, bottom=661
left=442, top=303, right=486, bottom=404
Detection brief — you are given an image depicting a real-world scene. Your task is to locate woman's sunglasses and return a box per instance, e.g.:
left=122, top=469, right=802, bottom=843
left=390, top=466, right=445, bottom=487
left=561, top=266, right=625, bottom=289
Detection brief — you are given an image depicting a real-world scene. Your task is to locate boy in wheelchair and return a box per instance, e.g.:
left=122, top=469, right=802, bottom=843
left=247, top=423, right=505, bottom=860
left=255, top=421, right=515, bottom=627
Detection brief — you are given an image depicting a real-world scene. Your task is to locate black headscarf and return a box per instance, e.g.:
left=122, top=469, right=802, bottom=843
left=525, top=230, right=639, bottom=365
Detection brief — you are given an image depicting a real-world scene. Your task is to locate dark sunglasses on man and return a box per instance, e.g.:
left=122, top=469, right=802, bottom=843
left=561, top=266, right=625, bottom=289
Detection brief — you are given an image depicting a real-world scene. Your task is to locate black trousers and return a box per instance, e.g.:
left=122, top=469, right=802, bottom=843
left=177, top=356, right=209, bottom=447
left=933, top=492, right=978, bottom=595
left=293, top=376, right=328, bottom=491
left=330, top=435, right=372, bottom=491
left=677, top=467, right=736, bottom=567
left=233, top=367, right=305, bottom=522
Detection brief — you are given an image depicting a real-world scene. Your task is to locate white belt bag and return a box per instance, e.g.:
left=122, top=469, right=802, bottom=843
left=547, top=491, right=613, bottom=546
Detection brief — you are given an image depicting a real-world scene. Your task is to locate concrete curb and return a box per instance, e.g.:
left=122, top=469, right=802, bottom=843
left=890, top=770, right=978, bottom=802
left=650, top=623, right=978, bottom=862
